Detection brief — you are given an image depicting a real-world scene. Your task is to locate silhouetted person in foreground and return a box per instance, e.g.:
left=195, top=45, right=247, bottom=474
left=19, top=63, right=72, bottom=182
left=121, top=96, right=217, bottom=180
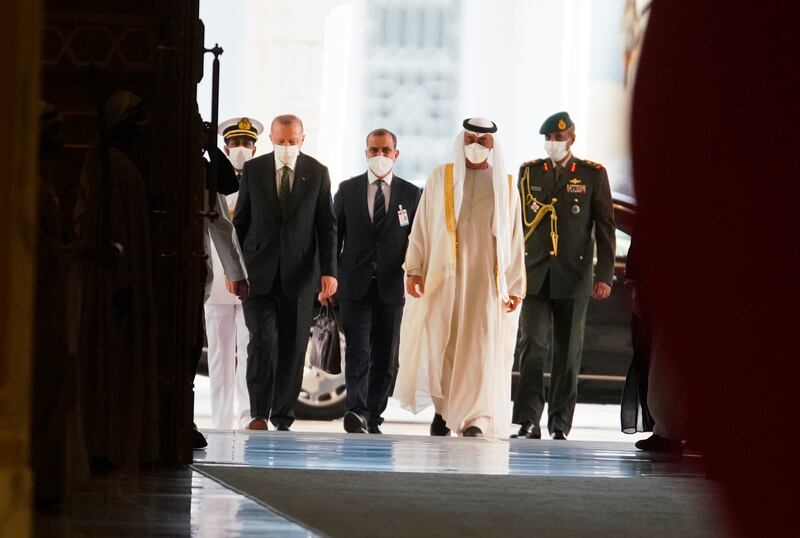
left=73, top=91, right=159, bottom=468
left=632, top=2, right=799, bottom=535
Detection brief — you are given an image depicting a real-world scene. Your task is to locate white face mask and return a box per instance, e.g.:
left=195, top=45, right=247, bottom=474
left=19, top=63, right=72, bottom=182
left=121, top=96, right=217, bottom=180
left=464, top=142, right=491, bottom=164
left=227, top=146, right=253, bottom=170
left=274, top=144, right=300, bottom=165
left=544, top=140, right=569, bottom=163
left=368, top=155, right=395, bottom=178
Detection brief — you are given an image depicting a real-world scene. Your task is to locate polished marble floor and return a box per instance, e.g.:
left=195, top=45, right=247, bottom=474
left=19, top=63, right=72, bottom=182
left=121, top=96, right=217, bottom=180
left=35, top=467, right=316, bottom=537
left=36, top=431, right=705, bottom=537
left=195, top=430, right=704, bottom=479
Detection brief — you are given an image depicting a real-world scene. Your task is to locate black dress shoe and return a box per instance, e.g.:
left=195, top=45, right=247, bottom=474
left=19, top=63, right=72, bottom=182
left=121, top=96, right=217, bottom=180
left=462, top=426, right=483, bottom=438
left=344, top=411, right=368, bottom=433
left=192, top=427, right=208, bottom=450
left=368, top=424, right=383, bottom=434
left=430, top=413, right=451, bottom=436
left=511, top=422, right=541, bottom=439
left=635, top=434, right=683, bottom=453
left=552, top=430, right=567, bottom=440
left=275, top=424, right=291, bottom=432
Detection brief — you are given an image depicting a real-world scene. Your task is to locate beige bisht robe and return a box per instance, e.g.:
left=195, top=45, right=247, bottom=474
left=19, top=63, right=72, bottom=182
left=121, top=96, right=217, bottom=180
left=394, top=164, right=525, bottom=437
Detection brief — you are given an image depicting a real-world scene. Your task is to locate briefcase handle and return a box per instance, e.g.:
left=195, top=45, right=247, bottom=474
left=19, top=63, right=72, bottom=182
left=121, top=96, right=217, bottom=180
left=314, top=303, right=336, bottom=321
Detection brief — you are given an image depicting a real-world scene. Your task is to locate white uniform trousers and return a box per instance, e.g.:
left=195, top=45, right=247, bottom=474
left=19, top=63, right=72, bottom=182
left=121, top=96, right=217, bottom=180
left=205, top=303, right=250, bottom=429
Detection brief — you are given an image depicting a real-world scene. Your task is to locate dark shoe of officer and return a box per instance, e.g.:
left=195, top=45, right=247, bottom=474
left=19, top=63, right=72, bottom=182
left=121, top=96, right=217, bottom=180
left=462, top=426, right=484, bottom=438
left=552, top=430, right=567, bottom=440
left=368, top=423, right=383, bottom=434
left=511, top=422, right=541, bottom=439
left=275, top=424, right=291, bottom=432
left=192, top=426, right=208, bottom=450
left=430, top=413, right=451, bottom=436
left=344, top=411, right=368, bottom=433
left=635, top=434, right=683, bottom=453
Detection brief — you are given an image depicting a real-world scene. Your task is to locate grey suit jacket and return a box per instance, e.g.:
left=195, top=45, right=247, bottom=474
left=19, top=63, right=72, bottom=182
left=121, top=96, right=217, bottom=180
left=204, top=191, right=247, bottom=303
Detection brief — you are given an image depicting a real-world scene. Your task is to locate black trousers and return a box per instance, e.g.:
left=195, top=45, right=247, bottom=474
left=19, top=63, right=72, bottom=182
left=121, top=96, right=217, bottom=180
left=242, top=275, right=313, bottom=427
left=339, top=280, right=403, bottom=427
left=512, top=278, right=589, bottom=435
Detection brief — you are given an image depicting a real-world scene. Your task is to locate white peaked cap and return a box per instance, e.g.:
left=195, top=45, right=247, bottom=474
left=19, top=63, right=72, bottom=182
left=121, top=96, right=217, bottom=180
left=218, top=117, right=264, bottom=140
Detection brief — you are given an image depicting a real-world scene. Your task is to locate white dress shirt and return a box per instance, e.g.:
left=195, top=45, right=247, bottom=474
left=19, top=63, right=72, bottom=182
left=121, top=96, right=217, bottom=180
left=274, top=153, right=297, bottom=193
left=367, top=168, right=393, bottom=220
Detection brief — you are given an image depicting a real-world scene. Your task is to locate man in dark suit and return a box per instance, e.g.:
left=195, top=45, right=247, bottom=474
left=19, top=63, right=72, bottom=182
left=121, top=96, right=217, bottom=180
left=334, top=128, right=421, bottom=434
left=233, top=114, right=337, bottom=431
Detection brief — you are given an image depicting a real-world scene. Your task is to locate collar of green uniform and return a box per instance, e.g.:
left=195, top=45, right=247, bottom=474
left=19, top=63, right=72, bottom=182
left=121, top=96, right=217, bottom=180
left=551, top=154, right=574, bottom=169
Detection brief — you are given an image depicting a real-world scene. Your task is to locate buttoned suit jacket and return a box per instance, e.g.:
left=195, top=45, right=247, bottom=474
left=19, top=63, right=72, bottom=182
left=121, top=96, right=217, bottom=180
left=334, top=173, right=421, bottom=305
left=519, top=156, right=616, bottom=299
left=233, top=151, right=337, bottom=297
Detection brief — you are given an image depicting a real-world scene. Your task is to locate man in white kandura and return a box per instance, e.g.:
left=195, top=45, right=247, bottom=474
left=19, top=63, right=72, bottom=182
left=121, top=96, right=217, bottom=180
left=394, top=117, right=526, bottom=438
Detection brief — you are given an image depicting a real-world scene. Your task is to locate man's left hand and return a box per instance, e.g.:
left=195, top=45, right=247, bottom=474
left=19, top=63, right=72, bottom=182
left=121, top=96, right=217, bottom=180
left=318, top=276, right=338, bottom=304
left=505, top=295, right=522, bottom=313
left=592, top=282, right=612, bottom=300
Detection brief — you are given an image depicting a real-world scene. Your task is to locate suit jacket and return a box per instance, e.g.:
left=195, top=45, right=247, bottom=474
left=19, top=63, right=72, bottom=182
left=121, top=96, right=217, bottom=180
left=519, top=155, right=616, bottom=299
left=334, top=173, right=421, bottom=304
left=233, top=152, right=337, bottom=297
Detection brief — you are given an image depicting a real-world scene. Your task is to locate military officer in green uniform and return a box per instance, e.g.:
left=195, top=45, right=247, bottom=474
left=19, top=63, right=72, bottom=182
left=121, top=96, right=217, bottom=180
left=511, top=111, right=616, bottom=440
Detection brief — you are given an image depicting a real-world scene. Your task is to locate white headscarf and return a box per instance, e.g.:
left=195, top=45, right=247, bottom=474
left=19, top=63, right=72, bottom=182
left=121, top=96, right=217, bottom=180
left=451, top=117, right=513, bottom=302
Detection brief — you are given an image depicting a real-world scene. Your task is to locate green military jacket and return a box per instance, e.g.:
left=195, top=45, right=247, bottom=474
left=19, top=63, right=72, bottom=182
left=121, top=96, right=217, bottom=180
left=518, top=155, right=616, bottom=299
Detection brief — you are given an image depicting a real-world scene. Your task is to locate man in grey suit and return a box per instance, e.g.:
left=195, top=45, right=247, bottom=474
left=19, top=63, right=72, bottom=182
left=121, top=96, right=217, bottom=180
left=234, top=114, right=337, bottom=431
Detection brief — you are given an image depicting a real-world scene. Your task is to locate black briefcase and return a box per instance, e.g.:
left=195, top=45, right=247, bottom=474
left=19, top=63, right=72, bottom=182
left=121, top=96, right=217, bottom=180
left=308, top=305, right=342, bottom=375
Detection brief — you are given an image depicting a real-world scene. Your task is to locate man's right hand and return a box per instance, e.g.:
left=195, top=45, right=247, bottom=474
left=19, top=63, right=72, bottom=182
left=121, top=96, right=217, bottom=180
left=226, top=277, right=250, bottom=301
left=406, top=275, right=425, bottom=298
left=235, top=280, right=250, bottom=301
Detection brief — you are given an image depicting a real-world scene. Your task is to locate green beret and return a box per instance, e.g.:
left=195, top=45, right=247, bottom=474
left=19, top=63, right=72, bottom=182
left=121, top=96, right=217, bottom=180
left=539, top=111, right=574, bottom=135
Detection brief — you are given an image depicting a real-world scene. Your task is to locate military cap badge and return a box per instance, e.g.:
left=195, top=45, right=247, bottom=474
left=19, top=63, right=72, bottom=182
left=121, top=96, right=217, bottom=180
left=218, top=116, right=264, bottom=141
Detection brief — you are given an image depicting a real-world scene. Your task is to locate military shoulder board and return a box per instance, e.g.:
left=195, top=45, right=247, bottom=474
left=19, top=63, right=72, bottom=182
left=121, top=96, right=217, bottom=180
left=520, top=159, right=544, bottom=169
left=522, top=159, right=548, bottom=173
left=579, top=159, right=603, bottom=170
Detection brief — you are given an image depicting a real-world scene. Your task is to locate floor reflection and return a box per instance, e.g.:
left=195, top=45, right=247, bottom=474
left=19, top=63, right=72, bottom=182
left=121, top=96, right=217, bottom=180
left=34, top=468, right=316, bottom=537
left=34, top=432, right=704, bottom=537
left=195, top=430, right=704, bottom=478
